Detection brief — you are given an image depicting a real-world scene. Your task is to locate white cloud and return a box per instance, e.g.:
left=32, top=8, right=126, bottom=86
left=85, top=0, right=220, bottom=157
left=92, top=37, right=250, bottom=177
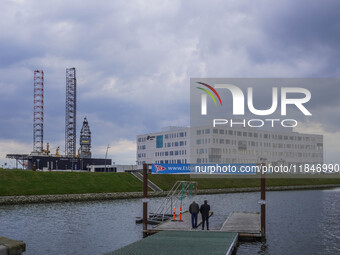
left=95, top=139, right=136, bottom=165
left=0, top=0, right=339, bottom=165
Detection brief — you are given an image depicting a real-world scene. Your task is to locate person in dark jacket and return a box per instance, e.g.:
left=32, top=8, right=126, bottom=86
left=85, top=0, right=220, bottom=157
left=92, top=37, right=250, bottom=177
left=189, top=201, right=200, bottom=228
left=200, top=200, right=210, bottom=230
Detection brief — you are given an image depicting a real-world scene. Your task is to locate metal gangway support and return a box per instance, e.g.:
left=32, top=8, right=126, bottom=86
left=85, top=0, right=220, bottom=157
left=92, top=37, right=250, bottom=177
left=149, top=181, right=198, bottom=223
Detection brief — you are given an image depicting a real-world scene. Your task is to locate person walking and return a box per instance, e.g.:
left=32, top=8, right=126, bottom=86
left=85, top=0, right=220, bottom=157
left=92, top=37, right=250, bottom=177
left=189, top=201, right=199, bottom=228
left=200, top=200, right=210, bottom=230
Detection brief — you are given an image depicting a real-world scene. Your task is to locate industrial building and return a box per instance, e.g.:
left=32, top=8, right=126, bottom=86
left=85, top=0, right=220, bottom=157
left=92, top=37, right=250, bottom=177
left=7, top=68, right=111, bottom=170
left=136, top=126, right=323, bottom=166
left=88, top=164, right=138, bottom=173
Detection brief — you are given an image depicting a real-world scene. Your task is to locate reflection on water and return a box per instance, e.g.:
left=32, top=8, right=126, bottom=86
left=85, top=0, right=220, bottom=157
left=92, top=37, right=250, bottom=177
left=0, top=188, right=339, bottom=255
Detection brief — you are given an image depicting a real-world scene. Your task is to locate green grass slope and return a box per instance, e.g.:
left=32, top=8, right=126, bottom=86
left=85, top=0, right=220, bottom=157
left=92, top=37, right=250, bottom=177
left=0, top=170, right=143, bottom=196
left=1, top=170, right=339, bottom=196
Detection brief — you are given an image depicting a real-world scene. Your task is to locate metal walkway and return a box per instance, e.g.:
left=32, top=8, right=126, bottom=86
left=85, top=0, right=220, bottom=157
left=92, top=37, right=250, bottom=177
left=107, top=231, right=238, bottom=255
left=131, top=172, right=163, bottom=192
left=110, top=211, right=261, bottom=254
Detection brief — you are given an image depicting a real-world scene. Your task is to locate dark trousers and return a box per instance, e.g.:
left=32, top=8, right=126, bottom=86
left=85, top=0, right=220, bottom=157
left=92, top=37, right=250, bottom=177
left=191, top=213, right=198, bottom=228
left=202, top=216, right=209, bottom=230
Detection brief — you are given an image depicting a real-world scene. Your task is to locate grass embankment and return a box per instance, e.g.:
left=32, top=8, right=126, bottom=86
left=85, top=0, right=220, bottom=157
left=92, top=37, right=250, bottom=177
left=148, top=174, right=340, bottom=191
left=1, top=169, right=340, bottom=196
left=0, top=170, right=143, bottom=196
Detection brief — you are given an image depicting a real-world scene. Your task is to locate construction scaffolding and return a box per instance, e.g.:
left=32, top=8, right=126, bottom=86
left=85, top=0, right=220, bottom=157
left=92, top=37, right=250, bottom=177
left=65, top=67, right=77, bottom=157
left=33, top=70, right=44, bottom=153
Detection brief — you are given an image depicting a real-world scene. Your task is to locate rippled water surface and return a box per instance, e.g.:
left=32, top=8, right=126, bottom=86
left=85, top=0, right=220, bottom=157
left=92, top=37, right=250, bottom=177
left=0, top=188, right=339, bottom=255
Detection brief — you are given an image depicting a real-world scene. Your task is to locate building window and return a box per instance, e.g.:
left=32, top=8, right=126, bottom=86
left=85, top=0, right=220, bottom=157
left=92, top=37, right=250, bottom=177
left=156, top=135, right=163, bottom=148
left=238, top=140, right=247, bottom=150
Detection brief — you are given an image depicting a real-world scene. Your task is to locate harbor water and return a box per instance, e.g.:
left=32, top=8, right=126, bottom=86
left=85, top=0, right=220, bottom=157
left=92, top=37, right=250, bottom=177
left=0, top=188, right=339, bottom=255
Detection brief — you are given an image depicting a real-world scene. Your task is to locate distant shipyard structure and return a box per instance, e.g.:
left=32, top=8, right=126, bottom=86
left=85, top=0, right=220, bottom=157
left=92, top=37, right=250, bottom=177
left=79, top=117, right=91, bottom=158
left=65, top=67, right=77, bottom=158
left=7, top=68, right=111, bottom=170
left=33, top=70, right=44, bottom=154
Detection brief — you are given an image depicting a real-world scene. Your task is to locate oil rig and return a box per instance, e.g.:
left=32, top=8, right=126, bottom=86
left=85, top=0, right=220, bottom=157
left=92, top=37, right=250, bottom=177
left=6, top=68, right=111, bottom=170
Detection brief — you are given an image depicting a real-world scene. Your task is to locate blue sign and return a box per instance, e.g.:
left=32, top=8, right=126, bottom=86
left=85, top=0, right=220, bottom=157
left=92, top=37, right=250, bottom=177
left=152, top=164, right=191, bottom=174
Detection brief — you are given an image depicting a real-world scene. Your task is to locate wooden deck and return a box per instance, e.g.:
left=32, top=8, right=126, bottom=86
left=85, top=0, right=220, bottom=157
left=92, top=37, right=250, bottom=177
left=153, top=211, right=213, bottom=231
left=153, top=211, right=261, bottom=237
left=221, top=212, right=261, bottom=238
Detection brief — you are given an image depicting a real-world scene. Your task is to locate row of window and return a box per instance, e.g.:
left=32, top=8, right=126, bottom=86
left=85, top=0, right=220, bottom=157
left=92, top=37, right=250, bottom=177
left=196, top=128, right=319, bottom=142
left=196, top=138, right=323, bottom=150
left=164, top=141, right=187, bottom=147
left=137, top=137, right=147, bottom=142
left=164, top=132, right=187, bottom=139
left=137, top=153, right=146, bottom=158
left=196, top=148, right=323, bottom=158
left=137, top=145, right=146, bottom=150
left=155, top=159, right=187, bottom=164
left=196, top=158, right=323, bottom=164
left=155, top=150, right=187, bottom=157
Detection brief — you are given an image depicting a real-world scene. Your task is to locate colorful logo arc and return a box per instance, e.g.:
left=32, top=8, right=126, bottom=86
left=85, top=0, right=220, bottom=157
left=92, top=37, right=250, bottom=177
left=196, top=82, right=223, bottom=106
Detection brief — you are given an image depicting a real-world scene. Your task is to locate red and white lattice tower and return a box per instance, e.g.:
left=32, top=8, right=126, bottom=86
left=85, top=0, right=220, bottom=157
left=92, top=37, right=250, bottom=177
left=33, top=70, right=44, bottom=153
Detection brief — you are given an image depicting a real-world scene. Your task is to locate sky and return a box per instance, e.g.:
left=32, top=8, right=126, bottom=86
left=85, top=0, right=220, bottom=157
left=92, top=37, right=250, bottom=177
left=1, top=0, right=340, bottom=167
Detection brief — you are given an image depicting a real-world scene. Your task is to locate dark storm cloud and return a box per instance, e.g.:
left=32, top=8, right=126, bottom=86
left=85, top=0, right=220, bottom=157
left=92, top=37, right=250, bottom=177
left=0, top=0, right=339, bottom=163
left=249, top=0, right=340, bottom=76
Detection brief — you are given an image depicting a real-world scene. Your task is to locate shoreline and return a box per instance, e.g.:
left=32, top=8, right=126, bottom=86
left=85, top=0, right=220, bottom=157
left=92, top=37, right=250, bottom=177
left=0, top=184, right=339, bottom=205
